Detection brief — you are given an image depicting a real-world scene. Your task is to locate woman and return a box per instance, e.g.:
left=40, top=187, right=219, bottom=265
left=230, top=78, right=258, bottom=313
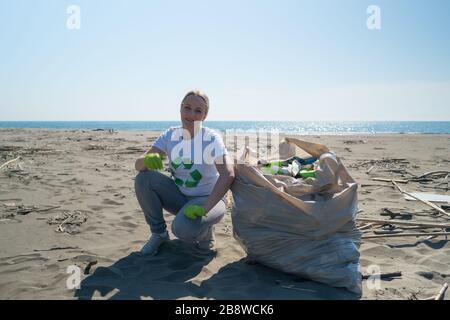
left=134, top=90, right=235, bottom=255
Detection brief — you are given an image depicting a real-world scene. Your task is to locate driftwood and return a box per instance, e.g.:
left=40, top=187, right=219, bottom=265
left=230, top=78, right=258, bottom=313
left=0, top=156, right=21, bottom=170
left=56, top=213, right=76, bottom=233
left=366, top=166, right=375, bottom=174
left=33, top=246, right=79, bottom=252
left=357, top=218, right=450, bottom=229
left=361, top=184, right=393, bottom=188
left=435, top=283, right=448, bottom=300
left=417, top=171, right=450, bottom=179
left=362, top=272, right=402, bottom=280
left=373, top=230, right=404, bottom=235
left=379, top=208, right=413, bottom=219
left=436, top=173, right=450, bottom=186
left=362, top=232, right=450, bottom=239
left=357, top=223, right=375, bottom=231
left=47, top=211, right=87, bottom=234
left=372, top=178, right=409, bottom=184
left=418, top=185, right=450, bottom=192
left=34, top=205, right=61, bottom=213
left=392, top=181, right=450, bottom=218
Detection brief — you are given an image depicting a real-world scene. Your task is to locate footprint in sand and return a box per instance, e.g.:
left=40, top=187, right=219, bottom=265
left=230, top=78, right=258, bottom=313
left=62, top=178, right=86, bottom=185
left=88, top=205, right=104, bottom=211
left=102, top=199, right=124, bottom=206
left=116, top=221, right=138, bottom=228
left=0, top=253, right=49, bottom=267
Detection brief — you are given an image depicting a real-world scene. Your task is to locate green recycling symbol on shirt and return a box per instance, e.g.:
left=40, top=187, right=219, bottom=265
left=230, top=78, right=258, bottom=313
left=170, top=157, right=203, bottom=188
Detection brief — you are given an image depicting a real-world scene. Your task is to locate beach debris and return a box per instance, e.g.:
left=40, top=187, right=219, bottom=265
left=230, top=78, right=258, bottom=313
left=0, top=218, right=20, bottom=224
left=362, top=231, right=450, bottom=239
left=436, top=173, right=449, bottom=186
left=343, top=140, right=366, bottom=145
left=404, top=192, right=450, bottom=203
left=33, top=246, right=80, bottom=252
left=1, top=204, right=61, bottom=216
left=84, top=260, right=98, bottom=275
left=0, top=156, right=22, bottom=171
left=107, top=146, right=147, bottom=155
left=16, top=206, right=36, bottom=215
left=373, top=229, right=404, bottom=235
left=351, top=158, right=409, bottom=170
left=366, top=165, right=376, bottom=174
left=0, top=146, right=17, bottom=152
left=416, top=271, right=450, bottom=280
left=91, top=128, right=116, bottom=133
left=35, top=205, right=61, bottom=213
left=372, top=178, right=409, bottom=184
left=415, top=171, right=450, bottom=180
left=435, top=283, right=448, bottom=300
left=420, top=296, right=437, bottom=301
left=357, top=223, right=375, bottom=231
left=357, top=217, right=450, bottom=229
left=366, top=169, right=450, bottom=191
left=0, top=198, right=22, bottom=201
left=0, top=145, right=61, bottom=156
left=379, top=208, right=412, bottom=219
left=83, top=144, right=108, bottom=151
left=362, top=271, right=402, bottom=280
left=2, top=202, right=17, bottom=208
left=47, top=211, right=87, bottom=234
left=392, top=181, right=450, bottom=218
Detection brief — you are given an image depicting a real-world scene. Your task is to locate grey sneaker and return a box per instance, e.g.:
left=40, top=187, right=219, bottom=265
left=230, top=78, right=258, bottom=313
left=196, top=227, right=216, bottom=251
left=140, top=231, right=169, bottom=256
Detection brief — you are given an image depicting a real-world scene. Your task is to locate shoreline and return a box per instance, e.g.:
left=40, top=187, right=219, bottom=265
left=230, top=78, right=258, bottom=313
left=1, top=127, right=450, bottom=136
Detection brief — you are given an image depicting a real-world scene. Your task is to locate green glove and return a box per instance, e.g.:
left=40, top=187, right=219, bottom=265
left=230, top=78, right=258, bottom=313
left=144, top=153, right=163, bottom=170
left=184, top=205, right=206, bottom=220
left=299, top=169, right=316, bottom=178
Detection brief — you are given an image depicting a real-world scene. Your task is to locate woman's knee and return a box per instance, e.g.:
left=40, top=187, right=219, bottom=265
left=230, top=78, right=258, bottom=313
left=171, top=218, right=199, bottom=242
left=207, top=200, right=226, bottom=222
left=134, top=170, right=162, bottom=192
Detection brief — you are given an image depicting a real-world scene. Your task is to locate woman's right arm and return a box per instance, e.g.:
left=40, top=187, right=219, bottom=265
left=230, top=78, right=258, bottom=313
left=135, top=146, right=166, bottom=172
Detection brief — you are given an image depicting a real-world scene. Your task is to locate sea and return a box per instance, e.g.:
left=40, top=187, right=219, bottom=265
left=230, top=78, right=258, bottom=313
left=0, top=121, right=449, bottom=135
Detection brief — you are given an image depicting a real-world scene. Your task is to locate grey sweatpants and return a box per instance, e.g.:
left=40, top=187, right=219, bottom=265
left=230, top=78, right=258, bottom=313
left=134, top=170, right=226, bottom=242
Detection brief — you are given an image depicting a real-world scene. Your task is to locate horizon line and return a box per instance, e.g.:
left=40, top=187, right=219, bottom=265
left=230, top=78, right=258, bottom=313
left=1, top=120, right=450, bottom=123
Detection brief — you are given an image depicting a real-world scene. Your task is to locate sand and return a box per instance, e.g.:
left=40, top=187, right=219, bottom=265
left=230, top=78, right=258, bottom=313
left=0, top=128, right=449, bottom=300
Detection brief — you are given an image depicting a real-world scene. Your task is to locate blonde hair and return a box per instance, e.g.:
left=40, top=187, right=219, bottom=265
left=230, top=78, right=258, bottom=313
left=182, top=90, right=210, bottom=117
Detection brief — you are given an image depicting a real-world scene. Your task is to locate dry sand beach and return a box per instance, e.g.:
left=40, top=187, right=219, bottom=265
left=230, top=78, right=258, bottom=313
left=0, top=128, right=449, bottom=300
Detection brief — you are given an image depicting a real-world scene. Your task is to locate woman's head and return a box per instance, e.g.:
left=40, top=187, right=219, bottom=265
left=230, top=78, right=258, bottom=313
left=180, top=90, right=209, bottom=131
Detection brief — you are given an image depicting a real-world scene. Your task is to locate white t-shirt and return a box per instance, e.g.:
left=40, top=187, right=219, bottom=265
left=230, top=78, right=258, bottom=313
left=152, top=126, right=228, bottom=196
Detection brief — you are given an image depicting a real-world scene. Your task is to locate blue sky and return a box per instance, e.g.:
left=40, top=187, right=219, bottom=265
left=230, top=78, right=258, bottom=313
left=1, top=0, right=449, bottom=121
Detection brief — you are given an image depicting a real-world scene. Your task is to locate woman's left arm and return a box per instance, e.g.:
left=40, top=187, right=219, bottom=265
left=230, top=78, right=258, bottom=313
left=203, top=154, right=235, bottom=214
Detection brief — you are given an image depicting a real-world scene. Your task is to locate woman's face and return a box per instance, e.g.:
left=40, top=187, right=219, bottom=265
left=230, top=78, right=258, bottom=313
left=180, top=95, right=208, bottom=131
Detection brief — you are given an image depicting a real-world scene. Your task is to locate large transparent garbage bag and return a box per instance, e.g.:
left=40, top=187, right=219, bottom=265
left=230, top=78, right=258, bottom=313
left=230, top=138, right=362, bottom=294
